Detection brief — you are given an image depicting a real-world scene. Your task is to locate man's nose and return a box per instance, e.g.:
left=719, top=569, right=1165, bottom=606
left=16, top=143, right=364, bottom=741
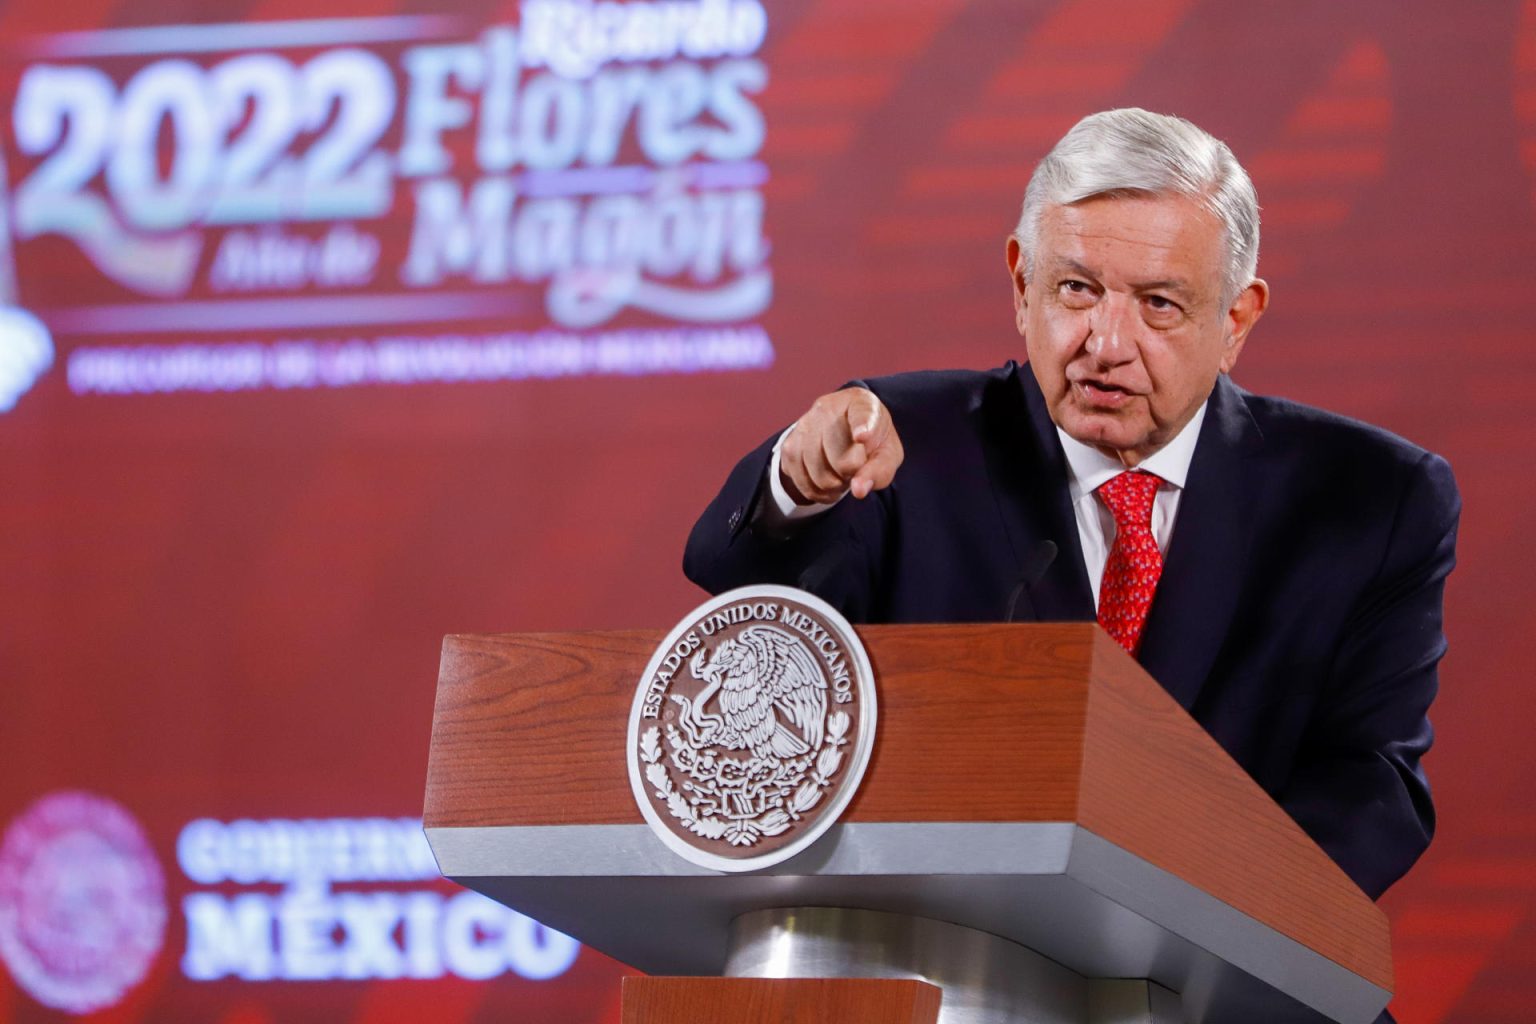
left=1085, top=296, right=1138, bottom=365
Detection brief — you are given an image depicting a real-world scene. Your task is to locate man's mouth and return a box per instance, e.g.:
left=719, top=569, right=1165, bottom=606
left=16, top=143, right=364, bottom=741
left=1073, top=379, right=1134, bottom=408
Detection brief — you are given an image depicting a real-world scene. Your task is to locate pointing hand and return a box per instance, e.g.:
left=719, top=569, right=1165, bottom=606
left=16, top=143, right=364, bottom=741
left=779, top=388, right=905, bottom=505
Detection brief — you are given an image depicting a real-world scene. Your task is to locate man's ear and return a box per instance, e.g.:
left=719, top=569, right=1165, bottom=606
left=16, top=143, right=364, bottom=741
left=1219, top=278, right=1270, bottom=374
left=1005, top=236, right=1029, bottom=335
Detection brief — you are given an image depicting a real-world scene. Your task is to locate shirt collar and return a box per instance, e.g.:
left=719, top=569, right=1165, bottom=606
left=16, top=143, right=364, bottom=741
left=1056, top=399, right=1209, bottom=501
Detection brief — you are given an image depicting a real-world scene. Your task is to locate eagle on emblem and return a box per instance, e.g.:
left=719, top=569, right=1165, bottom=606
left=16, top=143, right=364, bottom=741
left=673, top=625, right=829, bottom=760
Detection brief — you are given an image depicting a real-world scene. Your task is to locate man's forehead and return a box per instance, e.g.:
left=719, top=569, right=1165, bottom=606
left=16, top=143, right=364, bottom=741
left=1049, top=255, right=1197, bottom=296
left=1034, top=196, right=1226, bottom=291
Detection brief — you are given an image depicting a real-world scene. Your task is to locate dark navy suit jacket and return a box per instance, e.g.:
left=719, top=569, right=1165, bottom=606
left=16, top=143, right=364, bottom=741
left=684, top=363, right=1459, bottom=900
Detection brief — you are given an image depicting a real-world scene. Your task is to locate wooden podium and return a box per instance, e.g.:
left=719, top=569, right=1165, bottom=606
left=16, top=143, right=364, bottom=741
left=423, top=623, right=1391, bottom=1023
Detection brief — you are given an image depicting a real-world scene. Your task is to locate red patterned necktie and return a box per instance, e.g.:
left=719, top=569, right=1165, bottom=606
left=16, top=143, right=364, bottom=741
left=1096, top=470, right=1164, bottom=655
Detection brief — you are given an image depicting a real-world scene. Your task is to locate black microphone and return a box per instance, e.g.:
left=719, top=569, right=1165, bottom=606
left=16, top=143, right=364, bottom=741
left=1003, top=540, right=1058, bottom=623
left=798, top=544, right=845, bottom=596
left=797, top=543, right=867, bottom=620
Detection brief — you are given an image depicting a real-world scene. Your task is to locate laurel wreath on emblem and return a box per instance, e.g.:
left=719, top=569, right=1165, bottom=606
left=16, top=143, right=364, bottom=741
left=638, top=624, right=852, bottom=848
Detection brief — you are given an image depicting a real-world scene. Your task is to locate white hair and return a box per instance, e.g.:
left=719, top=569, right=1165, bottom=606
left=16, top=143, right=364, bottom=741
left=1013, top=108, right=1260, bottom=304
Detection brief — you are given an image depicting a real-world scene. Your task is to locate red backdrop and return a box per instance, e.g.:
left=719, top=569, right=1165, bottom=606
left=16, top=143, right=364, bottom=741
left=1, top=1, right=1533, bottom=1021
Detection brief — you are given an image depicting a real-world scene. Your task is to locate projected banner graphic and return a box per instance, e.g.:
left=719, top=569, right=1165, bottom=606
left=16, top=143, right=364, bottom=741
left=0, top=1, right=773, bottom=404
left=175, top=815, right=578, bottom=984
left=0, top=794, right=583, bottom=1018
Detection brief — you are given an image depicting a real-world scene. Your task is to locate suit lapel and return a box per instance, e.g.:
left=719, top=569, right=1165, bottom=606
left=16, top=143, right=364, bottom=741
left=1136, top=375, right=1262, bottom=711
left=981, top=366, right=1096, bottom=622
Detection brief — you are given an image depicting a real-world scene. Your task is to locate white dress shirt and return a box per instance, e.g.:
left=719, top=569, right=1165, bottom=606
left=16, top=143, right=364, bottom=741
left=763, top=401, right=1210, bottom=610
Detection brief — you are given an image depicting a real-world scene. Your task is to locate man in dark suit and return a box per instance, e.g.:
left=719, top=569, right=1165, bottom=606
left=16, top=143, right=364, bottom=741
left=683, top=108, right=1460, bottom=903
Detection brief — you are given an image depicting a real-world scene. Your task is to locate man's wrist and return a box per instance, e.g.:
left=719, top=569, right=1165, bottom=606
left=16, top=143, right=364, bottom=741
left=763, top=427, right=846, bottom=523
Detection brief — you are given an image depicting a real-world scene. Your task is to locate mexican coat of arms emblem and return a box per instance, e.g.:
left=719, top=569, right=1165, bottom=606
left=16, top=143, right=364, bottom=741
left=626, top=585, right=877, bottom=871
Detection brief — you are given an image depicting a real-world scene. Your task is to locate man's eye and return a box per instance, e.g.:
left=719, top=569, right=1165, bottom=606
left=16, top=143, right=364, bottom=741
left=1060, top=280, right=1093, bottom=299
left=1145, top=295, right=1181, bottom=313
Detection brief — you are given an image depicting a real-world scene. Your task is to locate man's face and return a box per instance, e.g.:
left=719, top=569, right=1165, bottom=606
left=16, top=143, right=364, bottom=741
left=1007, top=194, right=1268, bottom=466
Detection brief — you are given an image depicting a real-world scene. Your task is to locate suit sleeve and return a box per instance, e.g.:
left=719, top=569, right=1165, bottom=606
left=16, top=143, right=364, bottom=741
left=1279, top=451, right=1460, bottom=899
left=681, top=429, right=891, bottom=620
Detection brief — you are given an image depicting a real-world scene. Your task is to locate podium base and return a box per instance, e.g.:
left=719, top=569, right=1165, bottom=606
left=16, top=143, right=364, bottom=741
left=725, top=907, right=1181, bottom=1024
left=621, top=977, right=942, bottom=1024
